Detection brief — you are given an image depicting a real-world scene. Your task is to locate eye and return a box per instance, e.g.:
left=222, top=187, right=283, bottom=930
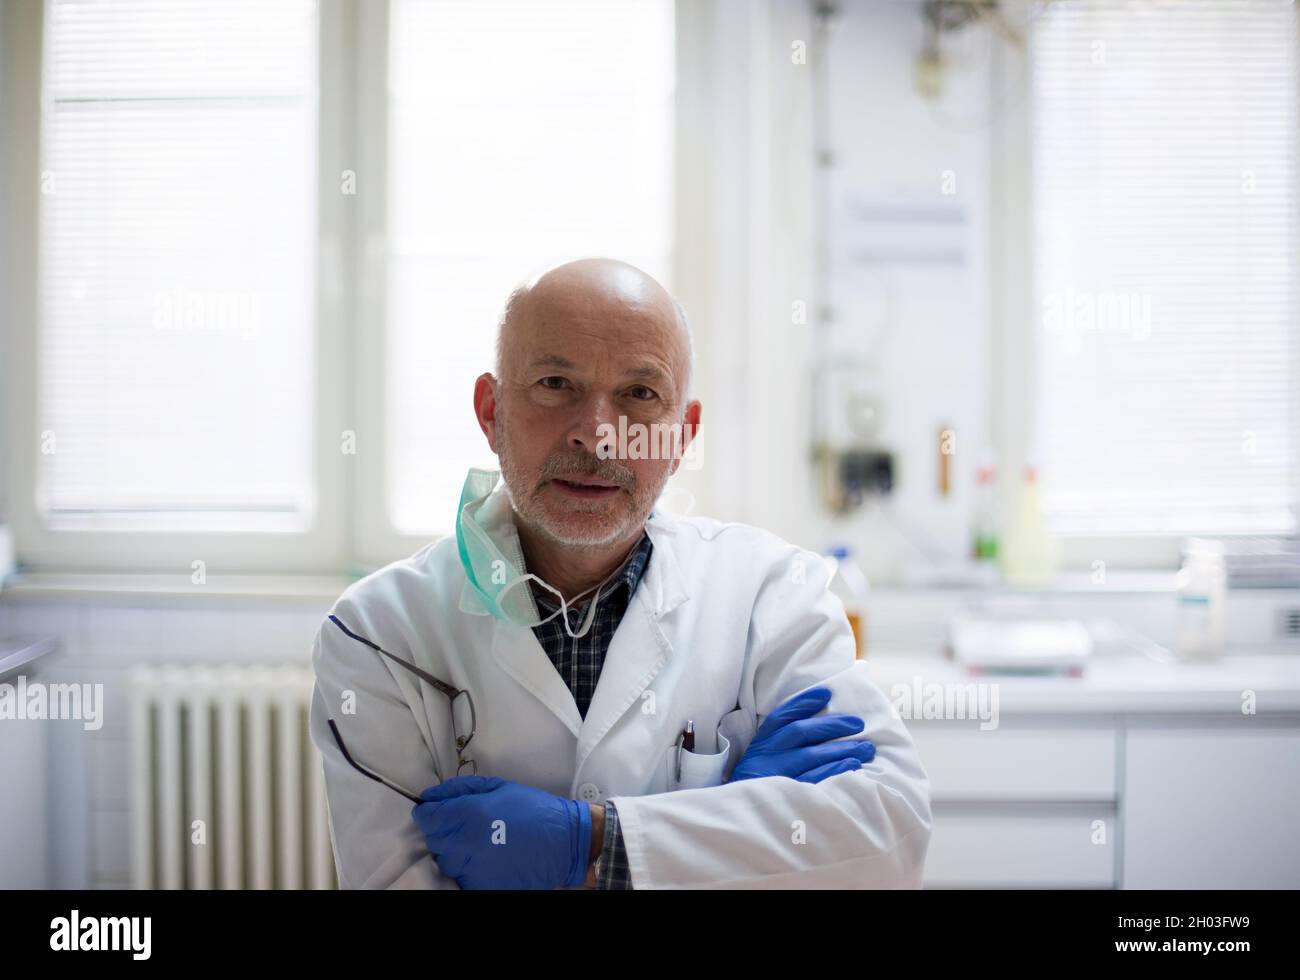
left=627, top=385, right=657, bottom=401
left=538, top=376, right=568, bottom=390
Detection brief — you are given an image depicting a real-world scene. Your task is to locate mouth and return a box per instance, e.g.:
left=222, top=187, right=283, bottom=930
left=548, top=476, right=622, bottom=500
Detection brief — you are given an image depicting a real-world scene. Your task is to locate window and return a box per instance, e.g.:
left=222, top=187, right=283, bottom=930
left=384, top=0, right=676, bottom=534
left=37, top=0, right=319, bottom=531
left=1031, top=0, right=1298, bottom=536
left=10, top=0, right=678, bottom=570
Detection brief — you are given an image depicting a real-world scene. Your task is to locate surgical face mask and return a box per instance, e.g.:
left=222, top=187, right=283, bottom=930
left=456, top=467, right=622, bottom=639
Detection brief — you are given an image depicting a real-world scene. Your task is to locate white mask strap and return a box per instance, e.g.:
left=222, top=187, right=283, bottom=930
left=536, top=563, right=626, bottom=639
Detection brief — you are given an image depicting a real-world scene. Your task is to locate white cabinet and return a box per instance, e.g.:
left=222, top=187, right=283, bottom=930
left=906, top=713, right=1300, bottom=888
left=911, top=721, right=1117, bottom=801
left=0, top=692, right=49, bottom=886
left=0, top=639, right=55, bottom=887
left=909, top=717, right=1119, bottom=887
left=924, top=807, right=1116, bottom=887
left=869, top=651, right=1300, bottom=887
left=1122, top=720, right=1300, bottom=888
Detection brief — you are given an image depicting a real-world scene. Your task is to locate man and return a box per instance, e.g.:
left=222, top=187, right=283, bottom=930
left=309, top=258, right=931, bottom=889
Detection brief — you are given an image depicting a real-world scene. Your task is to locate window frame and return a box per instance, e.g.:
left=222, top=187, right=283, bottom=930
left=989, top=0, right=1300, bottom=570
left=351, top=0, right=427, bottom=569
left=2, top=0, right=352, bottom=574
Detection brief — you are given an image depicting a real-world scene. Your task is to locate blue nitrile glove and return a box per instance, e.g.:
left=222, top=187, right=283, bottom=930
left=411, top=775, right=592, bottom=890
left=728, top=686, right=876, bottom=784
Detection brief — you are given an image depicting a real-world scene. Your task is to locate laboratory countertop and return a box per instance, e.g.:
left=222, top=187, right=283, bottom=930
left=862, top=650, right=1300, bottom=716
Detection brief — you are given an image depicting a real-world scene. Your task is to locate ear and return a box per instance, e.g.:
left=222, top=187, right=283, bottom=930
left=473, top=373, right=500, bottom=453
left=669, top=400, right=702, bottom=476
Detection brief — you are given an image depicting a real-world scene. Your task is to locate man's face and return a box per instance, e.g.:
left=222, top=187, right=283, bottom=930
left=489, top=295, right=692, bottom=548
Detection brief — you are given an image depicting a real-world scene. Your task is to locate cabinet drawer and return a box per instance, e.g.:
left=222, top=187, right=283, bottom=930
left=910, top=721, right=1117, bottom=802
left=923, top=807, right=1117, bottom=887
left=1123, top=724, right=1300, bottom=888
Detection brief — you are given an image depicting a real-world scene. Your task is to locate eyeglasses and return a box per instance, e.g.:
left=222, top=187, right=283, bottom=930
left=325, top=614, right=477, bottom=802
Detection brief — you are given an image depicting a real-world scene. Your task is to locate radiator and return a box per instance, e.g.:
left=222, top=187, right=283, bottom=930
left=129, top=665, right=336, bottom=889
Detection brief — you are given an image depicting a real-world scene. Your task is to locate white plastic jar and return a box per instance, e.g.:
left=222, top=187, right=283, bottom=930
left=1174, top=539, right=1227, bottom=662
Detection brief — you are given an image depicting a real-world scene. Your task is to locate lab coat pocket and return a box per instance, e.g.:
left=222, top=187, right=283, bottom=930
left=716, top=704, right=756, bottom=776
left=662, top=707, right=755, bottom=791
left=664, top=732, right=731, bottom=791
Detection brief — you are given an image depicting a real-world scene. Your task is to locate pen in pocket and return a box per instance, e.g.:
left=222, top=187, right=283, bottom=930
left=675, top=719, right=695, bottom=782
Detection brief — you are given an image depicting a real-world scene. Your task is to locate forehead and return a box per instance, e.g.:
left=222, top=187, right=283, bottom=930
left=509, top=289, right=685, bottom=379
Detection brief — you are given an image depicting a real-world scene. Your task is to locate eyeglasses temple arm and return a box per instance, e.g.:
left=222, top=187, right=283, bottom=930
left=328, top=614, right=461, bottom=700
left=327, top=719, right=427, bottom=804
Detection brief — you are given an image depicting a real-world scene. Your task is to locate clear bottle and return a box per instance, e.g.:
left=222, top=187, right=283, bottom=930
left=1174, top=540, right=1227, bottom=662
left=972, top=465, right=999, bottom=576
left=1000, top=466, right=1058, bottom=586
left=826, top=545, right=870, bottom=659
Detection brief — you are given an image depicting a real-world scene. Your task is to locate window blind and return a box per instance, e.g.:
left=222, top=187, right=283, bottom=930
left=386, top=0, right=675, bottom=534
left=1031, top=0, right=1298, bottom=536
left=38, top=0, right=319, bottom=531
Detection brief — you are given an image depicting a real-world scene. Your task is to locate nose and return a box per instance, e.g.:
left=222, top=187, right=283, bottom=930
left=565, top=391, right=618, bottom=456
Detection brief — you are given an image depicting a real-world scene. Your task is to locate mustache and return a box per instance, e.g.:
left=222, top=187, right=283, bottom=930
left=538, top=454, right=635, bottom=487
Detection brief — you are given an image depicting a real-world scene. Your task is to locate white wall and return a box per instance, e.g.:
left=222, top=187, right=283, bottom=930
left=673, top=0, right=997, bottom=585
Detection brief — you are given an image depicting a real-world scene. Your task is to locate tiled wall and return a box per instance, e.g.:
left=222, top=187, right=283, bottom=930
left=0, top=593, right=331, bottom=888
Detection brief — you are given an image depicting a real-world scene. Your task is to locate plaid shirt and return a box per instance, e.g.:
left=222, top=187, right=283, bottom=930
left=529, top=530, right=653, bottom=890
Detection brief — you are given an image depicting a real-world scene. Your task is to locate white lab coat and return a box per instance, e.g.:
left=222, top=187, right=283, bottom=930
left=308, top=486, right=932, bottom=889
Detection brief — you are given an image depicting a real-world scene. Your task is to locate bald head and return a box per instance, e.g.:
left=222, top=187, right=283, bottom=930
left=494, top=258, right=694, bottom=402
